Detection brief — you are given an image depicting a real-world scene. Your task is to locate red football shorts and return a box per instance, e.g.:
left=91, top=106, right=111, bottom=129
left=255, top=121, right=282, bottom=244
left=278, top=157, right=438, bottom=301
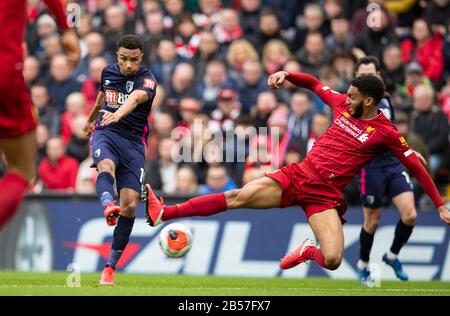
left=0, top=69, right=37, bottom=139
left=266, top=160, right=348, bottom=223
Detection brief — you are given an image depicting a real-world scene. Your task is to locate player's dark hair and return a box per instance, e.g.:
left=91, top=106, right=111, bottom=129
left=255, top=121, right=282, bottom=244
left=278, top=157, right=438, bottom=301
left=356, top=56, right=381, bottom=73
left=350, top=75, right=385, bottom=104
left=117, top=34, right=144, bottom=52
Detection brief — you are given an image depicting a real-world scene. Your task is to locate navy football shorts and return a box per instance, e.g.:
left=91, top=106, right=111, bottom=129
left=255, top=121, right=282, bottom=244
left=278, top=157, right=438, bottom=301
left=91, top=129, right=145, bottom=193
left=360, top=163, right=413, bottom=208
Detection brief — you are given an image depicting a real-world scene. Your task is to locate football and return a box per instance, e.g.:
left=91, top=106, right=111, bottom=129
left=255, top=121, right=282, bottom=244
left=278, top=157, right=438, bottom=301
left=158, top=223, right=193, bottom=258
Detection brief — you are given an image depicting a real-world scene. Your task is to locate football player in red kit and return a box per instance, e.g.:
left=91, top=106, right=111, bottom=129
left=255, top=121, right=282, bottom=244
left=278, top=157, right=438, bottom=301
left=0, top=0, right=80, bottom=227
left=143, top=71, right=450, bottom=272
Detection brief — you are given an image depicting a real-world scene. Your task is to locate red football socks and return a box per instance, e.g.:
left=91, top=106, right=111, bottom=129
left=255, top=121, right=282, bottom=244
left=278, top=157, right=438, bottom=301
left=302, top=246, right=329, bottom=269
left=0, top=172, right=28, bottom=227
left=162, top=193, right=227, bottom=221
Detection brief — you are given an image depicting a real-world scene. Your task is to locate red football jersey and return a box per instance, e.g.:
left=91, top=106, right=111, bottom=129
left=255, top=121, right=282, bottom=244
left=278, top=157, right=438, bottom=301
left=0, top=0, right=68, bottom=72
left=286, top=72, right=444, bottom=208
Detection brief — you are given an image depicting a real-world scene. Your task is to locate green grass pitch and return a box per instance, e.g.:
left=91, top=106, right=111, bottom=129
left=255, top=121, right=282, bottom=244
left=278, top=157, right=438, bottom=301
left=0, top=271, right=449, bottom=296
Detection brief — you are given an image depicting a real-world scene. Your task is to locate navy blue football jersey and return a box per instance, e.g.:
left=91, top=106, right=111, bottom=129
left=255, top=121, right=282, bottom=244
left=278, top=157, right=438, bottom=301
left=96, top=63, right=157, bottom=141
left=365, top=94, right=401, bottom=168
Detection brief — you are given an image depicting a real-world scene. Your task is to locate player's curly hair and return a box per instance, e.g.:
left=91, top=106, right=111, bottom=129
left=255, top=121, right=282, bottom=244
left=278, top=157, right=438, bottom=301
left=117, top=34, right=144, bottom=52
left=350, top=75, right=384, bottom=104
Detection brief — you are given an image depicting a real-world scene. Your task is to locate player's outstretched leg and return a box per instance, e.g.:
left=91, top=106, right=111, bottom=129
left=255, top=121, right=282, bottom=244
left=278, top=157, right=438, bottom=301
left=357, top=207, right=381, bottom=285
left=383, top=192, right=416, bottom=281
left=96, top=159, right=120, bottom=226
left=100, top=188, right=138, bottom=285
left=280, top=209, right=344, bottom=271
left=142, top=176, right=283, bottom=227
left=0, top=131, right=36, bottom=228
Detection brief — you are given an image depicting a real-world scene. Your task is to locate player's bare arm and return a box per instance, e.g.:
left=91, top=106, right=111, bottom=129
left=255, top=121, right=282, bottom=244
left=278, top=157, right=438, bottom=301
left=83, top=92, right=104, bottom=136
left=100, top=90, right=149, bottom=127
left=61, top=29, right=81, bottom=69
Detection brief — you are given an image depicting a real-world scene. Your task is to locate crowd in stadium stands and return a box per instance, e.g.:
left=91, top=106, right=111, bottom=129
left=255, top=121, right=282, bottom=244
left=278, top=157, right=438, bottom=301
left=0, top=0, right=449, bottom=206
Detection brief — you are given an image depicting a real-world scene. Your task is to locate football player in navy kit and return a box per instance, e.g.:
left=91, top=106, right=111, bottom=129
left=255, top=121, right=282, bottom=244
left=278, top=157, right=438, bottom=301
left=355, top=57, right=427, bottom=284
left=83, top=34, right=157, bottom=285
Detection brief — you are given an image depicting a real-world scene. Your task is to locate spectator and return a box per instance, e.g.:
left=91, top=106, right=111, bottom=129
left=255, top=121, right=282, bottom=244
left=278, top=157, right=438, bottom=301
left=239, top=0, right=263, bottom=37
left=66, top=115, right=90, bottom=163
left=101, top=6, right=133, bottom=56
left=262, top=39, right=293, bottom=75
left=237, top=60, right=268, bottom=113
left=226, top=39, right=259, bottom=76
left=395, top=62, right=433, bottom=112
left=48, top=54, right=82, bottom=113
left=146, top=111, right=177, bottom=160
left=31, top=84, right=60, bottom=136
left=36, top=124, right=50, bottom=165
left=179, top=97, right=202, bottom=129
left=351, top=1, right=396, bottom=35
left=151, top=38, right=184, bottom=90
left=242, top=134, right=274, bottom=184
left=81, top=57, right=108, bottom=112
left=381, top=44, right=405, bottom=95
left=74, top=32, right=112, bottom=82
left=145, top=138, right=180, bottom=194
left=166, top=62, right=197, bottom=102
left=261, top=0, right=300, bottom=30
left=23, top=55, right=42, bottom=86
left=267, top=106, right=291, bottom=168
left=224, top=114, right=255, bottom=186
left=410, top=85, right=449, bottom=173
left=162, top=0, right=185, bottom=34
left=354, top=8, right=399, bottom=61
left=175, top=166, right=199, bottom=194
left=209, top=88, right=241, bottom=133
left=325, top=15, right=354, bottom=55
left=401, top=18, right=445, bottom=82
left=332, top=52, right=356, bottom=87
left=61, top=92, right=87, bottom=145
left=213, top=9, right=244, bottom=48
left=76, top=149, right=97, bottom=194
left=294, top=3, right=328, bottom=52
left=251, top=9, right=284, bottom=53
left=174, top=14, right=201, bottom=59
left=275, top=59, right=303, bottom=104
left=38, top=137, right=79, bottom=191
left=143, top=11, right=168, bottom=65
left=425, top=0, right=450, bottom=34
left=197, top=59, right=234, bottom=113
left=199, top=165, right=238, bottom=194
left=307, top=113, right=331, bottom=153
left=437, top=78, right=450, bottom=120
left=193, top=0, right=223, bottom=30
left=297, top=32, right=332, bottom=78
left=251, top=91, right=278, bottom=129
left=191, top=31, right=222, bottom=82
left=288, top=91, right=317, bottom=145
left=33, top=14, right=58, bottom=60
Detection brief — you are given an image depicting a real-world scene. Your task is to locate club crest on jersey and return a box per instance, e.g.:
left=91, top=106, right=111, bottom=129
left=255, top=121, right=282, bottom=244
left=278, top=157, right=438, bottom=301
left=126, top=81, right=134, bottom=93
left=366, top=126, right=375, bottom=133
